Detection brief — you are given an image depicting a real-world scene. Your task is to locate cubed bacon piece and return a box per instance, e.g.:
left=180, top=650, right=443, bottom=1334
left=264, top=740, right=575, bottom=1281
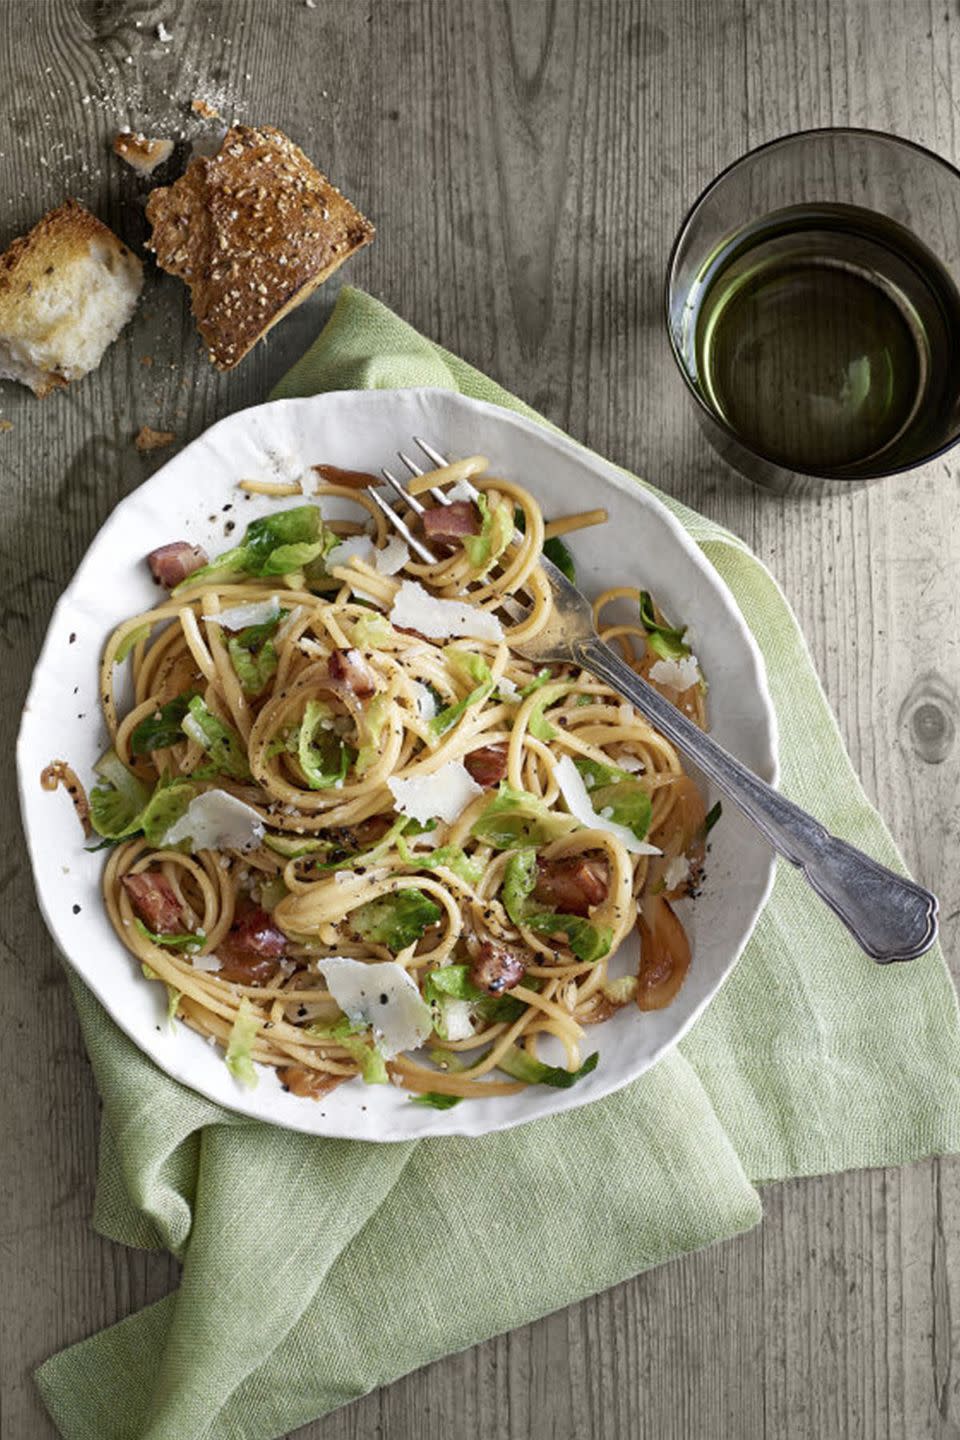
left=122, top=871, right=183, bottom=933
left=464, top=743, right=508, bottom=788
left=469, top=939, right=526, bottom=995
left=328, top=647, right=377, bottom=698
left=147, top=541, right=208, bottom=587
left=533, top=856, right=609, bottom=917
left=279, top=1065, right=347, bottom=1099
left=421, top=500, right=480, bottom=543
left=215, top=903, right=287, bottom=986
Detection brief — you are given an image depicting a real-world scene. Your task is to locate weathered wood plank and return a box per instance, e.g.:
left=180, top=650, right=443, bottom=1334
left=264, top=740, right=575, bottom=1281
left=0, top=1, right=957, bottom=1438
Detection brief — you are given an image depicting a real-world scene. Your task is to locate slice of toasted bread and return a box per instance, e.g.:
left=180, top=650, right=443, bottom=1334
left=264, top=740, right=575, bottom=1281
left=0, top=200, right=143, bottom=397
left=145, top=124, right=374, bottom=370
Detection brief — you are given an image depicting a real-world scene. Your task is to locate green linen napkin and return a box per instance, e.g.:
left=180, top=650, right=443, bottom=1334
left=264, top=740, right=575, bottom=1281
left=36, top=289, right=960, bottom=1440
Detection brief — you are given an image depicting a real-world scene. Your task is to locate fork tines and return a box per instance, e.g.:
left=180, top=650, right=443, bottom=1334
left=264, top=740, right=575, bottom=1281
left=370, top=438, right=529, bottom=623
left=369, top=439, right=466, bottom=564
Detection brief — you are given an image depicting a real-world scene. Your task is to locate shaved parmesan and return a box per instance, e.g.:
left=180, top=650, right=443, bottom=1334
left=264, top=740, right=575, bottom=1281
left=317, top=957, right=432, bottom=1058
left=328, top=533, right=410, bottom=578
left=328, top=541, right=380, bottom=604
left=445, top=478, right=478, bottom=505
left=388, top=761, right=483, bottom=824
left=554, top=755, right=661, bottom=856
left=327, top=535, right=373, bottom=568
left=202, top=595, right=281, bottom=631
left=496, top=676, right=519, bottom=700
left=161, top=790, right=265, bottom=853
left=649, top=654, right=701, bottom=691
left=616, top=753, right=645, bottom=773
left=376, top=534, right=410, bottom=576
left=410, top=681, right=438, bottom=721
left=390, top=580, right=503, bottom=642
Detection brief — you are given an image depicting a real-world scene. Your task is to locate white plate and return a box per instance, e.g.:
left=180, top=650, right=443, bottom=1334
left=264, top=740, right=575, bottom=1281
left=17, top=389, right=778, bottom=1140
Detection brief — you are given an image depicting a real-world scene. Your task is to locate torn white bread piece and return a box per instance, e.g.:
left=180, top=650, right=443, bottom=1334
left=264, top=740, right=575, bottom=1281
left=0, top=200, right=143, bottom=397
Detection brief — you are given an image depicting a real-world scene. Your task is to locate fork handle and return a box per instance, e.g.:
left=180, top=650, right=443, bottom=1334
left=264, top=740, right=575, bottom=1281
left=579, top=638, right=938, bottom=963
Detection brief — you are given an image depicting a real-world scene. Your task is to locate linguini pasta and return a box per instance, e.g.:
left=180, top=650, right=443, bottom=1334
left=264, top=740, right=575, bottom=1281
left=50, top=457, right=717, bottom=1109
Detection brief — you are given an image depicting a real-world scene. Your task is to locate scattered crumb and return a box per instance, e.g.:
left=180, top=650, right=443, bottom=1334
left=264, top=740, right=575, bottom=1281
left=3, top=51, right=248, bottom=200
left=191, top=98, right=221, bottom=120
left=140, top=354, right=154, bottom=367
left=113, top=131, right=175, bottom=176
left=135, top=424, right=176, bottom=452
left=157, top=21, right=172, bottom=42
left=305, top=0, right=317, bottom=7
left=0, top=420, right=12, bottom=433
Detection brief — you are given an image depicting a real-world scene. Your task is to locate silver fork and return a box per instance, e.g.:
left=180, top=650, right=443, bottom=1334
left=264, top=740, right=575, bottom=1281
left=371, top=437, right=938, bottom=965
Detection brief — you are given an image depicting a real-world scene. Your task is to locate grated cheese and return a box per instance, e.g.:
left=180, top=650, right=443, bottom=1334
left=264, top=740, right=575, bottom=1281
left=190, top=952, right=222, bottom=973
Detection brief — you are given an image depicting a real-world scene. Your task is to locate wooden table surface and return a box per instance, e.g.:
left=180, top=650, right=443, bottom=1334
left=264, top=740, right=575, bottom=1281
left=2, top=1, right=959, bottom=1436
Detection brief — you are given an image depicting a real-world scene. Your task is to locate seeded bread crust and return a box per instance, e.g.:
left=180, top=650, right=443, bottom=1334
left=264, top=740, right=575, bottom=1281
left=0, top=200, right=143, bottom=397
left=145, top=125, right=374, bottom=370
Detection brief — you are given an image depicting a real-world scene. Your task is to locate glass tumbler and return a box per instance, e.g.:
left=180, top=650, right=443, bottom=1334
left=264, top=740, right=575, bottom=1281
left=666, top=128, right=960, bottom=493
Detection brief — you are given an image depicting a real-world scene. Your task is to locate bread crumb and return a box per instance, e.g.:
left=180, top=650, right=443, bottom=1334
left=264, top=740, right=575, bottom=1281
left=135, top=425, right=176, bottom=452
left=157, top=20, right=172, bottom=42
left=140, top=354, right=154, bottom=366
left=113, top=131, right=174, bottom=176
left=0, top=419, right=13, bottom=433
left=191, top=98, right=221, bottom=120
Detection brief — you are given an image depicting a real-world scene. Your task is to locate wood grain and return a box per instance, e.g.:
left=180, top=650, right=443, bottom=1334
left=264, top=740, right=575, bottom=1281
left=0, top=1, right=958, bottom=1437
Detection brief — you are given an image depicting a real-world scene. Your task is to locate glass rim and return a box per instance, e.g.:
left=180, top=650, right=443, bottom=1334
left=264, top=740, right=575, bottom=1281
left=664, top=125, right=960, bottom=482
